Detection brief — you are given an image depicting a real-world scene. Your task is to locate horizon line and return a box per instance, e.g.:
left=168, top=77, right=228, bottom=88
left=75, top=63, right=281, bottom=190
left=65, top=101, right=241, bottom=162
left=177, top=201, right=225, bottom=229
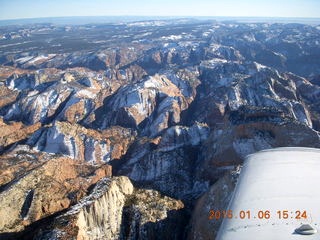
left=1, top=15, right=320, bottom=22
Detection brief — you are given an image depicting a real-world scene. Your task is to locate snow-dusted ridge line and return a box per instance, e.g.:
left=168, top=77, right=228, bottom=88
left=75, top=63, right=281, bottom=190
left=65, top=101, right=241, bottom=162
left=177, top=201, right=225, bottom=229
left=217, top=147, right=320, bottom=240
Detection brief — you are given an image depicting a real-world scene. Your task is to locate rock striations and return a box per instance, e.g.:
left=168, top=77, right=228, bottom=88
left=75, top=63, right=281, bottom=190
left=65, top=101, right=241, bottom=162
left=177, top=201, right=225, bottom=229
left=32, top=177, right=185, bottom=240
left=0, top=19, right=320, bottom=239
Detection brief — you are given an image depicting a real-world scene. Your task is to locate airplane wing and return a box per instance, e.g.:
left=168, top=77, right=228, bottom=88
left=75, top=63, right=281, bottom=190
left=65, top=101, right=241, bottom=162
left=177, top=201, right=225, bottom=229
left=216, top=147, right=320, bottom=240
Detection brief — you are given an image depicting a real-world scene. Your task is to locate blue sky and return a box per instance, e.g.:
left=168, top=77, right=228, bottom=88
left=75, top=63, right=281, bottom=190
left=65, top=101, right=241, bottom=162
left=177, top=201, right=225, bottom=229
left=0, top=0, right=319, bottom=20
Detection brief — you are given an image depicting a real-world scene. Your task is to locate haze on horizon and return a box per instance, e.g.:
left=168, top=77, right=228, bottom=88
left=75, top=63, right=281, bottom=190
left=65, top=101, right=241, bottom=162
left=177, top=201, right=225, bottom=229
left=0, top=0, right=319, bottom=20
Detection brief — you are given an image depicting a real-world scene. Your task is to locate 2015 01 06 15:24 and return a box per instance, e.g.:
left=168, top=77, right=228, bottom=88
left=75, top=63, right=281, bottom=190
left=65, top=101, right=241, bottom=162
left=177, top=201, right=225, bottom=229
left=208, top=210, right=308, bottom=220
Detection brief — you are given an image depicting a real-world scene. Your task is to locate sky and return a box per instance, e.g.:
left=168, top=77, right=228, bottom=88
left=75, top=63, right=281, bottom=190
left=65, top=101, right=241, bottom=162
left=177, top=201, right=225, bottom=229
left=0, top=0, right=319, bottom=20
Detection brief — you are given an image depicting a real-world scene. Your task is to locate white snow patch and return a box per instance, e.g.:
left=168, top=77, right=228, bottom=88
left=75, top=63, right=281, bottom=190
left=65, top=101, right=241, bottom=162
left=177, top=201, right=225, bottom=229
left=27, top=54, right=55, bottom=64
left=243, top=33, right=256, bottom=42
left=202, top=31, right=212, bottom=37
left=161, top=35, right=183, bottom=41
left=209, top=43, right=221, bottom=52
left=16, top=56, right=34, bottom=64
left=273, top=51, right=286, bottom=59
left=175, top=127, right=182, bottom=136
left=254, top=62, right=267, bottom=71
left=127, top=21, right=167, bottom=27
left=0, top=41, right=32, bottom=48
left=143, top=77, right=162, bottom=89
left=76, top=89, right=97, bottom=99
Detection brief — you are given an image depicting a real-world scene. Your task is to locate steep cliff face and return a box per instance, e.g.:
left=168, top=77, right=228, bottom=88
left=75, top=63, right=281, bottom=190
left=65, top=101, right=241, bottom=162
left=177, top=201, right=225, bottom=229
left=4, top=83, right=74, bottom=124
left=137, top=41, right=205, bottom=74
left=0, top=118, right=41, bottom=151
left=0, top=149, right=112, bottom=234
left=33, top=177, right=185, bottom=240
left=95, top=73, right=196, bottom=137
left=32, top=121, right=136, bottom=163
left=192, top=108, right=320, bottom=185
left=193, top=61, right=314, bottom=128
left=188, top=169, right=240, bottom=240
left=2, top=67, right=122, bottom=126
left=118, top=123, right=210, bottom=201
left=0, top=84, right=19, bottom=109
left=67, top=177, right=134, bottom=240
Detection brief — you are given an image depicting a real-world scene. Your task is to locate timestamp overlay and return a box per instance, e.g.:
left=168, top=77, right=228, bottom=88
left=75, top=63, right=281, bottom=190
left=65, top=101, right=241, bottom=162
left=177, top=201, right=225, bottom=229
left=209, top=209, right=310, bottom=221
left=215, top=148, right=320, bottom=240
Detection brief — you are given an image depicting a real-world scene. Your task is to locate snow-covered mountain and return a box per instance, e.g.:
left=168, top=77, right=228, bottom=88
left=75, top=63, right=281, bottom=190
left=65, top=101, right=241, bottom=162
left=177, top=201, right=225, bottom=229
left=0, top=18, right=320, bottom=239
